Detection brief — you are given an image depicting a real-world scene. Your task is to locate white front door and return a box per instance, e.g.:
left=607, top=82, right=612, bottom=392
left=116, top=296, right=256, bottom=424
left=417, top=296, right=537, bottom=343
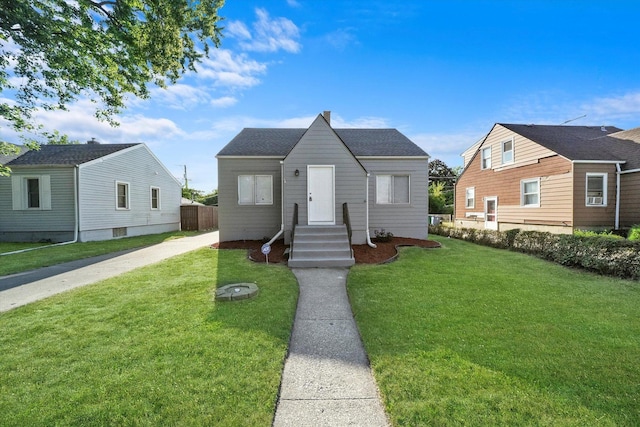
left=485, top=196, right=498, bottom=230
left=308, top=165, right=335, bottom=225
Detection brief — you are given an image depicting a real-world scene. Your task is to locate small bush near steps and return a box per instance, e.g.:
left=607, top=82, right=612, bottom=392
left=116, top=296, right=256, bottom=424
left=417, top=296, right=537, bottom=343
left=429, top=224, right=640, bottom=280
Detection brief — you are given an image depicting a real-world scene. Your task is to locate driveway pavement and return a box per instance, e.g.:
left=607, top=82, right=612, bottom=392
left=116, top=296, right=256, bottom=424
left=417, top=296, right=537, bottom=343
left=0, top=231, right=219, bottom=312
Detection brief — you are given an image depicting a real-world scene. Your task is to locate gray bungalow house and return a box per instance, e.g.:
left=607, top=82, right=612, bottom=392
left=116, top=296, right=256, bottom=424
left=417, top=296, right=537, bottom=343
left=216, top=112, right=429, bottom=267
left=0, top=142, right=182, bottom=243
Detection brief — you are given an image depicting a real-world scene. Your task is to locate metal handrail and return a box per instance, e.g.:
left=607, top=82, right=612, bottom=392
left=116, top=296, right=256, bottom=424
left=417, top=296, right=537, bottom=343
left=342, top=202, right=352, bottom=246
left=291, top=203, right=298, bottom=256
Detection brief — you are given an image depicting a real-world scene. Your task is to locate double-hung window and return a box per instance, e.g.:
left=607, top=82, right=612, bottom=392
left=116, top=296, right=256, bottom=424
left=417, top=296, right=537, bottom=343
left=376, top=175, right=410, bottom=204
left=586, top=173, right=607, bottom=206
left=150, top=186, right=160, bottom=210
left=465, top=187, right=475, bottom=208
left=481, top=147, right=492, bottom=170
left=502, top=139, right=514, bottom=164
left=238, top=175, right=273, bottom=205
left=11, top=175, right=51, bottom=210
left=116, top=181, right=130, bottom=209
left=521, top=178, right=540, bottom=207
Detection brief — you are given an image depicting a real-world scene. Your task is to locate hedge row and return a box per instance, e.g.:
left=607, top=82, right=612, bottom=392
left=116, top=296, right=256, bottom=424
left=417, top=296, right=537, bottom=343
left=429, top=225, right=640, bottom=280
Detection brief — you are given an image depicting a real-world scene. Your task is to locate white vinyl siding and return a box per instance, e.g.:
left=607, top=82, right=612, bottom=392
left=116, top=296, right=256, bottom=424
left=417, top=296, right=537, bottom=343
left=150, top=186, right=160, bottom=210
left=465, top=187, right=475, bottom=208
left=502, top=138, right=514, bottom=164
left=521, top=178, right=540, bottom=207
left=238, top=175, right=273, bottom=205
left=116, top=181, right=130, bottom=210
left=376, top=175, right=409, bottom=204
left=11, top=174, right=51, bottom=210
left=481, top=146, right=491, bottom=170
left=586, top=173, right=607, bottom=206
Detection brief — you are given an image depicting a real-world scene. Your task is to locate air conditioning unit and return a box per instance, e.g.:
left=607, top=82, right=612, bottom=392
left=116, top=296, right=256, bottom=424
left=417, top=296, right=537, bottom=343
left=587, top=197, right=603, bottom=205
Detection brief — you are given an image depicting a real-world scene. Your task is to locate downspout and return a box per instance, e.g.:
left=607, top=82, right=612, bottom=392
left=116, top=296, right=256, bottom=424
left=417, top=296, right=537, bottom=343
left=265, top=160, right=285, bottom=246
left=1, top=165, right=79, bottom=256
left=365, top=173, right=377, bottom=248
left=615, top=162, right=621, bottom=230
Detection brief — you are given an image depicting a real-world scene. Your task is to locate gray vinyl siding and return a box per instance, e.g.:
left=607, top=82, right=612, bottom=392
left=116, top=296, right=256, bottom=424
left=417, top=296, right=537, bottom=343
left=77, top=145, right=181, bottom=241
left=283, top=118, right=367, bottom=244
left=0, top=167, right=76, bottom=242
left=217, top=158, right=282, bottom=242
left=364, top=159, right=429, bottom=239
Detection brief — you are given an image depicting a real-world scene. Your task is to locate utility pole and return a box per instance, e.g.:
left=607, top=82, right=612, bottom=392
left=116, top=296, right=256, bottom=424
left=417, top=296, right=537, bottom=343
left=182, top=165, right=189, bottom=190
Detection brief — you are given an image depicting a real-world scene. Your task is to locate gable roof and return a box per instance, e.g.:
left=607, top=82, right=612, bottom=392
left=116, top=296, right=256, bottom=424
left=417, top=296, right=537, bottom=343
left=0, top=144, right=29, bottom=165
left=497, top=123, right=640, bottom=166
left=217, top=128, right=428, bottom=157
left=5, top=143, right=140, bottom=166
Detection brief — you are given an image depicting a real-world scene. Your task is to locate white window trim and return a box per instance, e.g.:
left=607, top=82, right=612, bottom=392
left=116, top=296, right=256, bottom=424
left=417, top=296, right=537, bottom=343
left=481, top=146, right=492, bottom=170
left=521, top=178, right=540, bottom=207
left=502, top=138, right=514, bottom=165
left=150, top=186, right=161, bottom=210
left=115, top=181, right=130, bottom=210
left=238, top=175, right=274, bottom=206
left=585, top=173, right=608, bottom=207
left=11, top=174, right=52, bottom=210
left=465, top=187, right=475, bottom=209
left=376, top=175, right=411, bottom=205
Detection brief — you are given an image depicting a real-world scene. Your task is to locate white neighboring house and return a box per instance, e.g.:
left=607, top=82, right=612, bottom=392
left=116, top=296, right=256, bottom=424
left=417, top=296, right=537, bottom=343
left=0, top=142, right=182, bottom=242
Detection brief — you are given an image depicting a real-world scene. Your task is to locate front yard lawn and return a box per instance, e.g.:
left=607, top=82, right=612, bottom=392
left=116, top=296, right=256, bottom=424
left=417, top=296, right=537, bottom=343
left=349, top=236, right=640, bottom=426
left=0, top=248, right=298, bottom=426
left=0, top=231, right=202, bottom=277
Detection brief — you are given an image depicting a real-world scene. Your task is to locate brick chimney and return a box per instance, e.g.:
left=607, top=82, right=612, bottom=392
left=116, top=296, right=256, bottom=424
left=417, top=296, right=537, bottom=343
left=323, top=110, right=331, bottom=125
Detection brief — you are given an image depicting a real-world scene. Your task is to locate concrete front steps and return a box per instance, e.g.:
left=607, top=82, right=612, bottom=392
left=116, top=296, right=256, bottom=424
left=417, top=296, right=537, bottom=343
left=288, top=225, right=355, bottom=268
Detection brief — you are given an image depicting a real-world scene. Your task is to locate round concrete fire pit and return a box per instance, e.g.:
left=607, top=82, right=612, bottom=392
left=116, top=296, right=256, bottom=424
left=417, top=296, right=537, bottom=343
left=215, top=283, right=259, bottom=301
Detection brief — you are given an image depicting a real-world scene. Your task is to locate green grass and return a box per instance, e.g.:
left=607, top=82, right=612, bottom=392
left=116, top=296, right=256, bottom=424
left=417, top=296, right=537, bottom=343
left=348, top=236, right=640, bottom=426
left=0, top=248, right=298, bottom=426
left=0, top=231, right=201, bottom=276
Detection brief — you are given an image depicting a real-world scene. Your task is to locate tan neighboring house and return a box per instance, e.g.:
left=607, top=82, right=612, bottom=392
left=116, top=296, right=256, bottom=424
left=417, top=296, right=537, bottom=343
left=455, top=123, right=640, bottom=234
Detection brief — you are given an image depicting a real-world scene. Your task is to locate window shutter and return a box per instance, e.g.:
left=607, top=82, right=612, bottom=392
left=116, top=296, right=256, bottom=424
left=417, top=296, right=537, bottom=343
left=11, top=175, right=23, bottom=210
left=40, top=175, right=52, bottom=210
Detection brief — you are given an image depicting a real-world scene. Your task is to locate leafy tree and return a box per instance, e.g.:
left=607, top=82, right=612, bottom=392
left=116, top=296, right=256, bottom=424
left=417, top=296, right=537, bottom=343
left=44, top=130, right=80, bottom=145
left=0, top=0, right=224, bottom=172
left=429, top=181, right=448, bottom=214
left=201, top=190, right=218, bottom=206
left=429, top=159, right=459, bottom=207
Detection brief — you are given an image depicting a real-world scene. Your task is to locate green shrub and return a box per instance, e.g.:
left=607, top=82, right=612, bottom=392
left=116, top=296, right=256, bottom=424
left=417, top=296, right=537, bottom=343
left=628, top=225, right=640, bottom=241
left=428, top=224, right=640, bottom=280
left=574, top=229, right=623, bottom=239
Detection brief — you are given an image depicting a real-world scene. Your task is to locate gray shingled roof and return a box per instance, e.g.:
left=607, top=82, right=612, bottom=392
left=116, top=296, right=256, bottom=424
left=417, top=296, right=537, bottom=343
left=5, top=143, right=140, bottom=166
left=495, top=124, right=640, bottom=171
left=217, top=128, right=428, bottom=157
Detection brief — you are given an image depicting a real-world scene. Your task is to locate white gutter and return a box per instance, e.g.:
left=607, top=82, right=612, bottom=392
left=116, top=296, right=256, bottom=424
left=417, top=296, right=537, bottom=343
left=365, top=173, right=377, bottom=248
left=1, top=165, right=79, bottom=256
left=615, top=162, right=621, bottom=230
left=265, top=160, right=285, bottom=246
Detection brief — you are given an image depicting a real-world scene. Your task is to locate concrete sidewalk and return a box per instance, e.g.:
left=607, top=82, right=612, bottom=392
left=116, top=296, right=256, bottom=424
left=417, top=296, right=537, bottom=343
left=274, top=268, right=389, bottom=426
left=0, top=231, right=219, bottom=312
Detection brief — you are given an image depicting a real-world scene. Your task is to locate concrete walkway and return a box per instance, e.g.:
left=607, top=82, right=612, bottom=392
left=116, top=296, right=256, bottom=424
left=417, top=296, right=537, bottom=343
left=0, top=231, right=218, bottom=312
left=274, top=268, right=389, bottom=427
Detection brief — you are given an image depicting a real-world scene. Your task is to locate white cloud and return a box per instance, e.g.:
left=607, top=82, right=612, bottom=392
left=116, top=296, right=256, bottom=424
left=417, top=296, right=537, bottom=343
left=324, top=28, right=359, bottom=51
left=237, top=8, right=301, bottom=53
left=410, top=130, right=487, bottom=167
left=226, top=21, right=252, bottom=40
left=196, top=49, right=266, bottom=88
left=286, top=0, right=301, bottom=7
left=148, top=84, right=211, bottom=110
left=582, top=91, right=640, bottom=123
left=210, top=96, right=238, bottom=108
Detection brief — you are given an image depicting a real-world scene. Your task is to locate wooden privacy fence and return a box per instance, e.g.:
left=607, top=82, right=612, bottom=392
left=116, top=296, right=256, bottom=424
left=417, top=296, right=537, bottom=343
left=181, top=205, right=218, bottom=231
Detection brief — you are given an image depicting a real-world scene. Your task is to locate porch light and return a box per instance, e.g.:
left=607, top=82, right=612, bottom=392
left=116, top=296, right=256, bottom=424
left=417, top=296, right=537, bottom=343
left=294, top=169, right=299, bottom=176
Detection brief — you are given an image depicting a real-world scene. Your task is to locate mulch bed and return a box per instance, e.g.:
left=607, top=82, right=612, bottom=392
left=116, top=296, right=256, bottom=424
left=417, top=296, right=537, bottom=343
left=211, top=237, right=440, bottom=265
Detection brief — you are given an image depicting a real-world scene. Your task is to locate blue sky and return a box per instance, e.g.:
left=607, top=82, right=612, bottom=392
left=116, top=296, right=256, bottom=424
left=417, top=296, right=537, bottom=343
left=3, top=0, right=640, bottom=191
